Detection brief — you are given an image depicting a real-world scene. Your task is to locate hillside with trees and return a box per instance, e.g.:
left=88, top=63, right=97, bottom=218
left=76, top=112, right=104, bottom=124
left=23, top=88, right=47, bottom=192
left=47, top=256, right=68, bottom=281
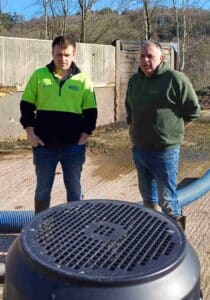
left=0, top=0, right=210, bottom=90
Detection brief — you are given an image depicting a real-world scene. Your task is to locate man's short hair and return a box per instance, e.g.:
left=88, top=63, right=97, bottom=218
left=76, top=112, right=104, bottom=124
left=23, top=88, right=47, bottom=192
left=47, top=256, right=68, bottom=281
left=140, top=39, right=163, bottom=53
left=52, top=34, right=76, bottom=50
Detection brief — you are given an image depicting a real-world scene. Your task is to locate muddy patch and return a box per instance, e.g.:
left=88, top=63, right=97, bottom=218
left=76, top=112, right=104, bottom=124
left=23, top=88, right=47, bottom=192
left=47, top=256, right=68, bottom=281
left=88, top=120, right=210, bottom=182
left=0, top=138, right=31, bottom=161
left=88, top=152, right=134, bottom=181
left=0, top=120, right=210, bottom=182
left=181, top=150, right=210, bottom=161
left=83, top=122, right=134, bottom=180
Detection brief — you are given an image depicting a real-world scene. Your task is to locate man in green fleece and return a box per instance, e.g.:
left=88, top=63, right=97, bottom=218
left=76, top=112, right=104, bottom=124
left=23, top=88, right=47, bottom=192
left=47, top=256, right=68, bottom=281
left=20, top=35, right=97, bottom=213
left=125, top=40, right=200, bottom=230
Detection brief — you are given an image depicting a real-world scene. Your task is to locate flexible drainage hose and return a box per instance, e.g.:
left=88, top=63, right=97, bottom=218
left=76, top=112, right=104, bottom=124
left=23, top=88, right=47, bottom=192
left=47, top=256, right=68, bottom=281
left=0, top=210, right=35, bottom=233
left=0, top=169, right=210, bottom=233
left=178, top=169, right=210, bottom=208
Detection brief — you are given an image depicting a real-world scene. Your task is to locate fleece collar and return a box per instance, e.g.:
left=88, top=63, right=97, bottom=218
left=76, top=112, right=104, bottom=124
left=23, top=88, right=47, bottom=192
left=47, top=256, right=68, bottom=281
left=138, top=61, right=170, bottom=78
left=47, top=61, right=81, bottom=77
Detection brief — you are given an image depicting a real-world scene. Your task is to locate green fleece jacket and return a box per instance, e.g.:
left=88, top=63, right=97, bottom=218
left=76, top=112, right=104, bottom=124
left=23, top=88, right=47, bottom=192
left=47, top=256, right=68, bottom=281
left=125, top=61, right=200, bottom=150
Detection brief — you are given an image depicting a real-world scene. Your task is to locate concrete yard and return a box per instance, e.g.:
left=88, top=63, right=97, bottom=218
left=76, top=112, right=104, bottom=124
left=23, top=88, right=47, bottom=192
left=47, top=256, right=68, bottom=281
left=0, top=118, right=210, bottom=299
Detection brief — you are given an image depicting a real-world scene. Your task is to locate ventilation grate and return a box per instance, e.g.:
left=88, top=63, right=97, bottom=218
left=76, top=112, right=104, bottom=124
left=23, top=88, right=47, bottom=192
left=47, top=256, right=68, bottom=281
left=22, top=200, right=186, bottom=283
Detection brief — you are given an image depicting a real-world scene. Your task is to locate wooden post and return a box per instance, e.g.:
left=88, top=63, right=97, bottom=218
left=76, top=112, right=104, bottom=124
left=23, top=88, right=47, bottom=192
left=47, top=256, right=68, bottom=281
left=115, top=40, right=121, bottom=122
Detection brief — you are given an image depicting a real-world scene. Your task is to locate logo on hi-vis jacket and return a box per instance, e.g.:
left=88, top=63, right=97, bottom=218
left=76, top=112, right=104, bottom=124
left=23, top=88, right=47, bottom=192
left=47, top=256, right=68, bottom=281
left=42, top=83, right=54, bottom=88
left=42, top=79, right=53, bottom=88
left=68, top=85, right=80, bottom=91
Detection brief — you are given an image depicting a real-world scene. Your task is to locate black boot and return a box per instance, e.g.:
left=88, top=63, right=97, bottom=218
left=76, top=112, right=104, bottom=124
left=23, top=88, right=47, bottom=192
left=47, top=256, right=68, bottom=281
left=175, top=215, right=186, bottom=231
left=35, top=201, right=50, bottom=214
left=143, top=202, right=162, bottom=213
left=0, top=263, right=5, bottom=283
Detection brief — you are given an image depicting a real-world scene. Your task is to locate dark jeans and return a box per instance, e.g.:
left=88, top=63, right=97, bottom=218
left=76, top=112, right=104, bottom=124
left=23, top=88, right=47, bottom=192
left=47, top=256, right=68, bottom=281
left=33, top=144, right=86, bottom=207
left=132, top=145, right=182, bottom=218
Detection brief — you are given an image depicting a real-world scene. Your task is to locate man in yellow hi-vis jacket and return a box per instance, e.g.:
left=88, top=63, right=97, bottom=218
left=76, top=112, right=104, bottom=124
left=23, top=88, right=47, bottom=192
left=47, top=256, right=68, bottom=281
left=20, top=35, right=97, bottom=213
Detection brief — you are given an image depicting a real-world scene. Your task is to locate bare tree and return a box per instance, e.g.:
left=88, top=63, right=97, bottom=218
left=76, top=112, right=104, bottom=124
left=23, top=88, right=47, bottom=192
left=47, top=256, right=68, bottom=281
left=143, top=0, right=155, bottom=39
left=35, top=0, right=77, bottom=39
left=78, top=0, right=98, bottom=42
left=172, top=0, right=188, bottom=71
left=60, top=0, right=68, bottom=34
left=171, top=0, right=206, bottom=71
left=121, top=0, right=168, bottom=40
left=47, top=0, right=56, bottom=38
left=43, top=0, right=48, bottom=39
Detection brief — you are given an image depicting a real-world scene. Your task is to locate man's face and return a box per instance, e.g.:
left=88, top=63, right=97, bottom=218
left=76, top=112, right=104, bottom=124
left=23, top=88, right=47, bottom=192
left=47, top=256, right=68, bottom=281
left=52, top=44, right=75, bottom=73
left=140, top=44, right=164, bottom=77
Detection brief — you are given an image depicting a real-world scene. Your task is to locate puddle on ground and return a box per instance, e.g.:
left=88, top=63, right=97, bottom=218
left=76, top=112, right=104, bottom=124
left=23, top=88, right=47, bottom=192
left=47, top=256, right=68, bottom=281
left=88, top=150, right=134, bottom=181
left=0, top=148, right=32, bottom=161
left=1, top=120, right=210, bottom=183
left=181, top=149, right=210, bottom=161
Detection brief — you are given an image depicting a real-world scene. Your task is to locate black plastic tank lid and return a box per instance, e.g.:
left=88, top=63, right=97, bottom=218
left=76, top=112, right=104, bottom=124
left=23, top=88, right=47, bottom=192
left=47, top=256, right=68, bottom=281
left=21, top=200, right=186, bottom=284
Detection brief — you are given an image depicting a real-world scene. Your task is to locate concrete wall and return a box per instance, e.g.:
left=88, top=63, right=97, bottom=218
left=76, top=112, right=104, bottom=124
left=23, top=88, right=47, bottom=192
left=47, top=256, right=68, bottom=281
left=0, top=93, right=23, bottom=140
left=0, top=36, right=115, bottom=140
left=0, top=36, right=115, bottom=90
left=0, top=36, right=52, bottom=89
left=0, top=86, right=115, bottom=140
left=0, top=36, right=176, bottom=141
left=75, top=43, right=115, bottom=88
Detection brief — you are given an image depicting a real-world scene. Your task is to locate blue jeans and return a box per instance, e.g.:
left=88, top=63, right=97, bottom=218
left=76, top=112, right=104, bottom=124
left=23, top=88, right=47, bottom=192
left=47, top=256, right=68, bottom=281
left=33, top=144, right=86, bottom=207
left=132, top=145, right=182, bottom=218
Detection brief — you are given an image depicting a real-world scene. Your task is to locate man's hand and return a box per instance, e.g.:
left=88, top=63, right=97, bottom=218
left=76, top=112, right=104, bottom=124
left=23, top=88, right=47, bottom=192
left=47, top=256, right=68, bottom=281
left=25, top=127, right=45, bottom=147
left=78, top=132, right=89, bottom=145
left=184, top=121, right=192, bottom=129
